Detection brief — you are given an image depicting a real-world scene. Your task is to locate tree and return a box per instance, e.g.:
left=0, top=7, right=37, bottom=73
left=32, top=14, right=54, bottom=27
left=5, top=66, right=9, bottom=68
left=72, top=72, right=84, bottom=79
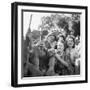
left=71, top=14, right=80, bottom=36
left=38, top=13, right=80, bottom=40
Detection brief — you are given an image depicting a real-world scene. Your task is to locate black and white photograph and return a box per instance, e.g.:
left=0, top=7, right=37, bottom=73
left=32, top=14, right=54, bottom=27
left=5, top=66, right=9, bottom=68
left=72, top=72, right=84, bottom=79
left=11, top=2, right=88, bottom=87
left=22, top=12, right=81, bottom=77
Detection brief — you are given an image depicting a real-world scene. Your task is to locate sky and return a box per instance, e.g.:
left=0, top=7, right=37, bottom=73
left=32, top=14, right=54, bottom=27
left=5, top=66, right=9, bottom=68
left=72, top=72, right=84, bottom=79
left=23, top=12, right=51, bottom=38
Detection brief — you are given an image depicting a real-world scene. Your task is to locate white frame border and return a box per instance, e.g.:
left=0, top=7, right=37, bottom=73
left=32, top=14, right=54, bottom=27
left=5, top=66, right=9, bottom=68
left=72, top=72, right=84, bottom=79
left=17, top=5, right=86, bottom=84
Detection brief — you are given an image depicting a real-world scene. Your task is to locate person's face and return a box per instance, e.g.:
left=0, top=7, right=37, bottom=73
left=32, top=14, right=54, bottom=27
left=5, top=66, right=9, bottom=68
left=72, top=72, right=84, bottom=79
left=67, top=38, right=74, bottom=48
left=57, top=43, right=64, bottom=51
left=47, top=35, right=55, bottom=43
left=51, top=41, right=57, bottom=48
left=75, top=39, right=80, bottom=45
left=68, top=21, right=73, bottom=31
left=58, top=37, right=64, bottom=42
left=75, top=37, right=80, bottom=45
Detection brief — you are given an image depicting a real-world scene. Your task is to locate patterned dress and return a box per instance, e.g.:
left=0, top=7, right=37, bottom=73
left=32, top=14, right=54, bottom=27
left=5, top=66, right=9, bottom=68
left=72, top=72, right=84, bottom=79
left=65, top=48, right=77, bottom=75
left=55, top=51, right=69, bottom=75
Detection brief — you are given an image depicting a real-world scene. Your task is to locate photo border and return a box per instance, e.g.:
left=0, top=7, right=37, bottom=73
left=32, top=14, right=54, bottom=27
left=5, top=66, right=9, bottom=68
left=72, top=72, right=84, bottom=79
left=11, top=2, right=88, bottom=87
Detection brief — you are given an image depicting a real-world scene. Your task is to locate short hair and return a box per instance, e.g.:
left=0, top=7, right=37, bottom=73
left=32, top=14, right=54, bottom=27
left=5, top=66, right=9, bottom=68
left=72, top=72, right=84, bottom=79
left=58, top=35, right=65, bottom=42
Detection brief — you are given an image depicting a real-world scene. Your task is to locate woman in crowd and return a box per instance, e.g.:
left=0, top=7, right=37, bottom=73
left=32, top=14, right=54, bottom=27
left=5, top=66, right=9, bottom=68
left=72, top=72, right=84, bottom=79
left=54, top=36, right=69, bottom=75
left=23, top=29, right=80, bottom=76
left=65, top=35, right=79, bottom=75
left=46, top=34, right=69, bottom=75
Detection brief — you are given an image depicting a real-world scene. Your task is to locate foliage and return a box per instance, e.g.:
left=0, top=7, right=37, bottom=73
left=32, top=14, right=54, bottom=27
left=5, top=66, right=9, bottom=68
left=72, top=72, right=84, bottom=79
left=25, top=13, right=80, bottom=42
left=39, top=13, right=80, bottom=38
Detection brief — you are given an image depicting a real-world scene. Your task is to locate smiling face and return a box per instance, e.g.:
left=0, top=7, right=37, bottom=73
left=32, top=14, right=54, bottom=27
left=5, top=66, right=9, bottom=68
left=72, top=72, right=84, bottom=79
left=57, top=42, right=64, bottom=52
left=47, top=35, right=55, bottom=43
left=58, top=36, right=64, bottom=43
left=67, top=38, right=74, bottom=48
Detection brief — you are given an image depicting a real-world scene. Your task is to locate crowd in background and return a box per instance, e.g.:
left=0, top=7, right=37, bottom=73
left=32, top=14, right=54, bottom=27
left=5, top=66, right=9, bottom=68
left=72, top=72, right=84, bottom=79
left=22, top=14, right=81, bottom=77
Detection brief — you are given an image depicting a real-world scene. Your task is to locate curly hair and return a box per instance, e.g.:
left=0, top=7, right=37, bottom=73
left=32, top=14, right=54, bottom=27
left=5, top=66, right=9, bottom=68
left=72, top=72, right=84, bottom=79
left=66, top=35, right=75, bottom=48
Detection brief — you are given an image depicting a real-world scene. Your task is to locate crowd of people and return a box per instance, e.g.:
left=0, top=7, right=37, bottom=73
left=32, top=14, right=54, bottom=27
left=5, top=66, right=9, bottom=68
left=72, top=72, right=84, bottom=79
left=23, top=18, right=81, bottom=77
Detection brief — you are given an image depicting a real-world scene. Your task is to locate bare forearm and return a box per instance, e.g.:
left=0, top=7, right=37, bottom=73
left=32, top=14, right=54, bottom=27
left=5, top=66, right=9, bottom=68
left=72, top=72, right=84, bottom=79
left=55, top=54, right=68, bottom=67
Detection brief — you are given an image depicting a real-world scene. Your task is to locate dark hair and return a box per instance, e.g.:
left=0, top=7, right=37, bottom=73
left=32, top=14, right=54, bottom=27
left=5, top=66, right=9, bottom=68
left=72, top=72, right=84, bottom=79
left=58, top=35, right=65, bottom=43
left=48, top=34, right=57, bottom=42
left=66, top=36, right=75, bottom=48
